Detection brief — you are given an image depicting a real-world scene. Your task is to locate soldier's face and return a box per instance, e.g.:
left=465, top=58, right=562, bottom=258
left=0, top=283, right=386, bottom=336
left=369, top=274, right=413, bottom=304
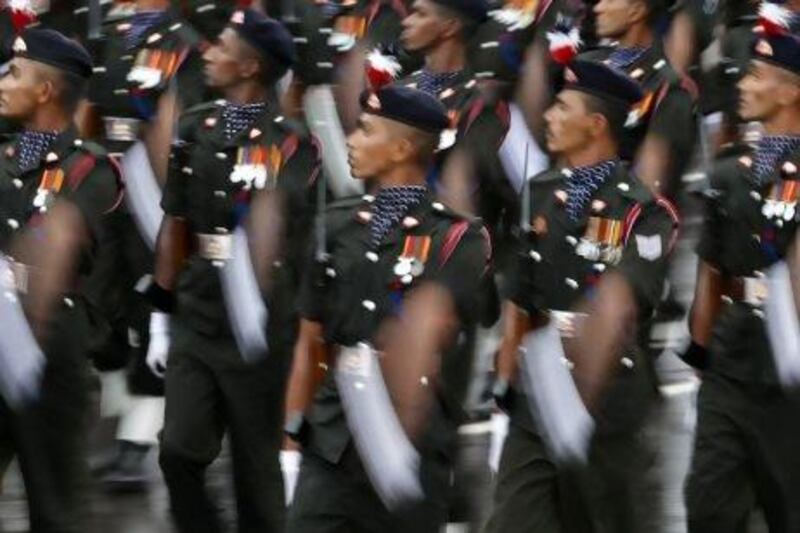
left=594, top=0, right=639, bottom=39
left=738, top=60, right=793, bottom=122
left=347, top=113, right=397, bottom=179
left=402, top=0, right=453, bottom=52
left=544, top=90, right=596, bottom=155
left=203, top=28, right=255, bottom=88
left=0, top=58, right=45, bottom=121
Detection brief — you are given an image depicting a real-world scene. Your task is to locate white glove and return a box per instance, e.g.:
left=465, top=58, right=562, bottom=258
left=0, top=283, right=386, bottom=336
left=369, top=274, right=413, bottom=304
left=280, top=450, right=302, bottom=505
left=146, top=312, right=170, bottom=378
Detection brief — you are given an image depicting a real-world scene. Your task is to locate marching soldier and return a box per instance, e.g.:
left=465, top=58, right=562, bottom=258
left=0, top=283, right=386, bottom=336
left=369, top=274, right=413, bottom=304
left=682, top=31, right=800, bottom=533
left=147, top=9, right=320, bottom=532
left=485, top=59, right=679, bottom=532
left=583, top=0, right=697, bottom=199
left=79, top=0, right=211, bottom=488
left=0, top=28, right=121, bottom=531
left=396, top=0, right=488, bottom=125
left=283, top=85, right=491, bottom=532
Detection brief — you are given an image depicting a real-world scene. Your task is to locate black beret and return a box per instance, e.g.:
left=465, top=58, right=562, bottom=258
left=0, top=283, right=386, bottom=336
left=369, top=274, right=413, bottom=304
left=562, top=59, right=643, bottom=107
left=431, top=0, right=489, bottom=23
left=751, top=33, right=800, bottom=75
left=228, top=9, right=297, bottom=67
left=11, top=28, right=93, bottom=79
left=360, top=85, right=450, bottom=133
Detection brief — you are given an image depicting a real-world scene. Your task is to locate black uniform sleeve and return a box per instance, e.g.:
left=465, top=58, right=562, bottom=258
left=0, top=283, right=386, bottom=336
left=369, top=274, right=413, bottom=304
left=160, top=143, right=190, bottom=218
left=431, top=221, right=491, bottom=327
left=175, top=49, right=209, bottom=111
left=648, top=85, right=697, bottom=181
left=67, top=157, right=122, bottom=245
left=695, top=187, right=725, bottom=266
left=506, top=230, right=542, bottom=315
left=160, top=111, right=201, bottom=217
left=296, top=228, right=326, bottom=322
left=614, top=201, right=677, bottom=311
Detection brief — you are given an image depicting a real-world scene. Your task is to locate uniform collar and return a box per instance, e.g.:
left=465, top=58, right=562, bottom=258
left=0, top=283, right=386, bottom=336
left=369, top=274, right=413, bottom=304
left=204, top=100, right=276, bottom=148
left=613, top=43, right=668, bottom=85
left=9, top=126, right=79, bottom=172
left=746, top=136, right=800, bottom=186
left=354, top=188, right=438, bottom=246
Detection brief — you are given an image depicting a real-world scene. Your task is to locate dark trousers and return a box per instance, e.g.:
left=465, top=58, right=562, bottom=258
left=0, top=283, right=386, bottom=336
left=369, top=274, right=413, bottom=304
left=159, top=320, right=286, bottom=533
left=485, top=421, right=652, bottom=533
left=685, top=372, right=800, bottom=533
left=286, top=445, right=450, bottom=533
left=0, top=300, right=92, bottom=533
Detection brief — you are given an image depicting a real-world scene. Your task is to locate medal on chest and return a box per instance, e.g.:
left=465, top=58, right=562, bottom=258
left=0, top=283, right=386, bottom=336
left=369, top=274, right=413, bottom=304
left=575, top=216, right=623, bottom=264
left=127, top=48, right=183, bottom=90
left=393, top=235, right=432, bottom=285
left=229, top=144, right=282, bottom=191
left=33, top=166, right=65, bottom=213
left=329, top=14, right=366, bottom=52
left=761, top=179, right=799, bottom=223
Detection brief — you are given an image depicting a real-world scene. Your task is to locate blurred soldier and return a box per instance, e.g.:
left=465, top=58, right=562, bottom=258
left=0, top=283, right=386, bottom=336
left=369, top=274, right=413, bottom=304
left=583, top=0, right=697, bottom=199
left=486, top=59, right=679, bottom=533
left=0, top=28, right=121, bottom=531
left=682, top=31, right=800, bottom=533
left=0, top=0, right=36, bottom=135
left=80, top=0, right=210, bottom=488
left=147, top=9, right=320, bottom=533
left=284, top=85, right=491, bottom=532
left=396, top=0, right=488, bottom=129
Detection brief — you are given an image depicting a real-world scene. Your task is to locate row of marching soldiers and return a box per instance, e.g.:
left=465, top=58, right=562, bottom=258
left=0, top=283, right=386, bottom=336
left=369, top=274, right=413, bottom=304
left=0, top=0, right=798, bottom=531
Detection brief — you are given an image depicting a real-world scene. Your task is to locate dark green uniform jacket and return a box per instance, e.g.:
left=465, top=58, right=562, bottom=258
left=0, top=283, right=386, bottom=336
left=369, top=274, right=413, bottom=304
left=297, top=193, right=491, bottom=463
left=161, top=100, right=321, bottom=346
left=580, top=45, right=697, bottom=198
left=507, top=162, right=679, bottom=434
left=697, top=144, right=800, bottom=385
left=88, top=7, right=208, bottom=153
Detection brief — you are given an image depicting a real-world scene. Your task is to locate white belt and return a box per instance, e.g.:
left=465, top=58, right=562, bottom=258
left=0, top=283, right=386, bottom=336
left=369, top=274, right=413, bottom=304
left=742, top=276, right=769, bottom=307
left=103, top=116, right=142, bottom=142
left=547, top=310, right=635, bottom=369
left=196, top=233, right=232, bottom=262
left=2, top=261, right=29, bottom=294
left=549, top=310, right=588, bottom=339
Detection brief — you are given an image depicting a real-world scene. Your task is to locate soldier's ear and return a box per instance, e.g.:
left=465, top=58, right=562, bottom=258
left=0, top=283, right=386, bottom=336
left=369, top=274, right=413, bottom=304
left=628, top=0, right=648, bottom=25
left=36, top=78, right=56, bottom=106
left=239, top=56, right=262, bottom=81
left=777, top=80, right=800, bottom=108
left=390, top=136, right=416, bottom=163
left=588, top=111, right=610, bottom=139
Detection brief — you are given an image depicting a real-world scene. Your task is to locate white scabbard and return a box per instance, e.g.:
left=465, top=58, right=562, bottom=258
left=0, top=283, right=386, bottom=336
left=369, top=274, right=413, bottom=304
left=0, top=256, right=45, bottom=408
left=764, top=261, right=800, bottom=387
left=519, top=321, right=595, bottom=464
left=121, top=141, right=164, bottom=250
left=498, top=103, right=549, bottom=194
left=220, top=227, right=270, bottom=363
left=335, top=343, right=424, bottom=509
left=303, top=85, right=363, bottom=199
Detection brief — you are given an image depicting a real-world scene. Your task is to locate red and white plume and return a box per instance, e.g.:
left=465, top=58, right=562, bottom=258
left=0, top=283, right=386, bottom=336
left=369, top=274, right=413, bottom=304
left=757, top=1, right=794, bottom=35
left=546, top=17, right=581, bottom=65
left=7, top=0, right=37, bottom=32
left=365, top=48, right=402, bottom=90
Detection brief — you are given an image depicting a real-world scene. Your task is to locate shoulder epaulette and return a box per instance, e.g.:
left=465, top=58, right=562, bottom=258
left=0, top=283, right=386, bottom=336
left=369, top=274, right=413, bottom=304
left=614, top=164, right=653, bottom=204
left=74, top=139, right=108, bottom=158
left=182, top=100, right=221, bottom=118
left=326, top=194, right=365, bottom=212
left=169, top=20, right=203, bottom=47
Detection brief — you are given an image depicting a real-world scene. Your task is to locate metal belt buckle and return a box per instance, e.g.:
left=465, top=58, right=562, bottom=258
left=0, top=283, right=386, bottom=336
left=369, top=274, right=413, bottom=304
left=3, top=261, right=29, bottom=294
left=549, top=310, right=587, bottom=339
left=743, top=276, right=768, bottom=306
left=338, top=343, right=373, bottom=378
left=103, top=116, right=142, bottom=142
left=197, top=233, right=232, bottom=262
